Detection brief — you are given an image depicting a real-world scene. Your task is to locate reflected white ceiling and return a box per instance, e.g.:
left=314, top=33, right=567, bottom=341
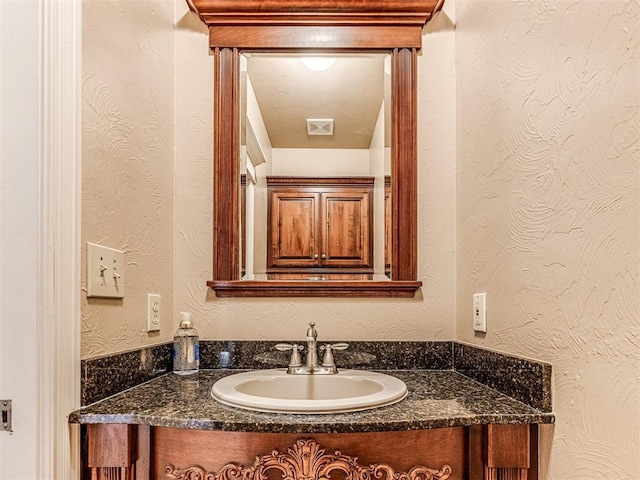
left=247, top=54, right=387, bottom=149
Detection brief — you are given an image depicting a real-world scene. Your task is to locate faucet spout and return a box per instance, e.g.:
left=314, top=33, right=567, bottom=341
left=306, top=322, right=318, bottom=369
left=275, top=322, right=346, bottom=374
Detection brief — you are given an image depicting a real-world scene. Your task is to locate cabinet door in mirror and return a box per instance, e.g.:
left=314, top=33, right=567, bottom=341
left=264, top=177, right=374, bottom=274
left=239, top=54, right=390, bottom=281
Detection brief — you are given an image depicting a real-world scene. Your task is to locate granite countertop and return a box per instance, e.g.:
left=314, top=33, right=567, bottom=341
left=69, top=369, right=554, bottom=433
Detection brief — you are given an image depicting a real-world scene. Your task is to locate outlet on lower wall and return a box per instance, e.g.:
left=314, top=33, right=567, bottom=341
left=473, top=293, right=487, bottom=333
left=147, top=293, right=161, bottom=332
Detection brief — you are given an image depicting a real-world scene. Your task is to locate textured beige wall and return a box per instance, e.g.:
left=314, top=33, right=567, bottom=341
left=455, top=0, right=640, bottom=477
left=82, top=0, right=175, bottom=358
left=271, top=148, right=371, bottom=176
left=81, top=0, right=639, bottom=473
left=173, top=0, right=457, bottom=341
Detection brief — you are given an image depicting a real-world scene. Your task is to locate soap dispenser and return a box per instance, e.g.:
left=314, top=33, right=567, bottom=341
left=173, top=312, right=199, bottom=375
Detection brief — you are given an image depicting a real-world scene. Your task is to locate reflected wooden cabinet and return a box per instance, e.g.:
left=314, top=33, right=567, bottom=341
left=267, top=177, right=373, bottom=273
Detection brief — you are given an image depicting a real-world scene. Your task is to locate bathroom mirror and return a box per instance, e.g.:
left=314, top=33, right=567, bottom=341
left=239, top=53, right=391, bottom=281
left=187, top=0, right=444, bottom=297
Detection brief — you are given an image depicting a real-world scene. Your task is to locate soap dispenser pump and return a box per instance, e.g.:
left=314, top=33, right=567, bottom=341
left=173, top=312, right=199, bottom=375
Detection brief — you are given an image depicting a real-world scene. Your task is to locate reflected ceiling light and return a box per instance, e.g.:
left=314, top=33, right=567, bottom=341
left=301, top=57, right=336, bottom=71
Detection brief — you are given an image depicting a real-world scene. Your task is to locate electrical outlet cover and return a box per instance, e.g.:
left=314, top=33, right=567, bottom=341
left=147, top=293, right=161, bottom=332
left=473, top=292, right=487, bottom=333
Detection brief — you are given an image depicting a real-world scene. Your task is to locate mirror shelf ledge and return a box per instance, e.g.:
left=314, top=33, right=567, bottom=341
left=208, top=280, right=422, bottom=298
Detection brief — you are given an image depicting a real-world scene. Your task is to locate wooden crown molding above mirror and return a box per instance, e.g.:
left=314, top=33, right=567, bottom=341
left=188, top=0, right=444, bottom=50
left=188, top=0, right=444, bottom=297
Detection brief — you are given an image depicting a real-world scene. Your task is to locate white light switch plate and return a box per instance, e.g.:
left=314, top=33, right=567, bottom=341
left=473, top=292, right=487, bottom=332
left=87, top=242, right=125, bottom=298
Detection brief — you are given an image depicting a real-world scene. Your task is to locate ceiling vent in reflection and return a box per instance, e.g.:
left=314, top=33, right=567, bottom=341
left=306, top=118, right=334, bottom=136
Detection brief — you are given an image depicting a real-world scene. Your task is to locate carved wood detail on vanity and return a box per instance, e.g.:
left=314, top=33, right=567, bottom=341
left=153, top=429, right=465, bottom=480
left=164, top=438, right=452, bottom=480
left=483, top=467, right=528, bottom=480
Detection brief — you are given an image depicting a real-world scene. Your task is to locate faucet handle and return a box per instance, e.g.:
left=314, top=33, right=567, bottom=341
left=320, top=342, right=349, bottom=368
left=275, top=343, right=303, bottom=367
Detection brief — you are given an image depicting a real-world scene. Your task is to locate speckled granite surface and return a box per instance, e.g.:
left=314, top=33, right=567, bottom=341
left=454, top=343, right=552, bottom=412
left=70, top=369, right=554, bottom=433
left=81, top=344, right=171, bottom=406
left=201, top=340, right=453, bottom=370
left=81, top=341, right=453, bottom=406
left=81, top=341, right=553, bottom=416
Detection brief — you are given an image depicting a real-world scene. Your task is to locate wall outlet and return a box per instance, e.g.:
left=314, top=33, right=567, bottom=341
left=87, top=242, right=125, bottom=298
left=473, top=293, right=487, bottom=333
left=147, top=293, right=161, bottom=332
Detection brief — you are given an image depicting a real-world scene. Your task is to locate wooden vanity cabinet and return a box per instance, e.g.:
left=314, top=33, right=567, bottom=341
left=267, top=177, right=374, bottom=273
left=83, top=424, right=539, bottom=480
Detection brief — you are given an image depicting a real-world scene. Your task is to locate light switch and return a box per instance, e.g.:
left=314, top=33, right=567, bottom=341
left=87, top=242, right=125, bottom=298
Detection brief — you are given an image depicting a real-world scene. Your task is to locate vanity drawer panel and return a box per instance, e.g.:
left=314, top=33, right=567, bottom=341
left=153, top=427, right=465, bottom=480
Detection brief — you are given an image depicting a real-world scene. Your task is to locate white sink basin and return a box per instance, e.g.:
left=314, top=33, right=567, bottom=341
left=211, top=369, right=407, bottom=414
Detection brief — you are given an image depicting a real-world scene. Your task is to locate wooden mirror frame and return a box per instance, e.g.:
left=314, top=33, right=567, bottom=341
left=188, top=0, right=444, bottom=297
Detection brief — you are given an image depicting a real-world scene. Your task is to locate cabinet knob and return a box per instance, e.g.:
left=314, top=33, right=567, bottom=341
left=314, top=253, right=319, bottom=259
left=321, top=253, right=326, bottom=259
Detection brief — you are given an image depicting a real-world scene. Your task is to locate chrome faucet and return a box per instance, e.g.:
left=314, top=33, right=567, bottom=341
left=275, top=322, right=348, bottom=375
left=306, top=322, right=318, bottom=370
